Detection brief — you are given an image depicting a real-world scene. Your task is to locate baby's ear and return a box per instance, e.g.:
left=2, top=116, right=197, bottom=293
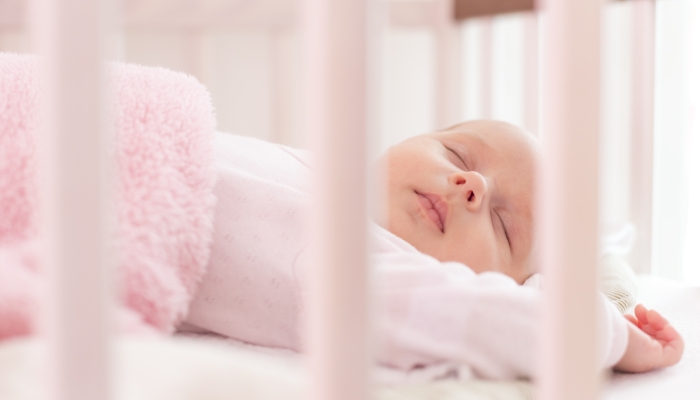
left=599, top=254, right=638, bottom=314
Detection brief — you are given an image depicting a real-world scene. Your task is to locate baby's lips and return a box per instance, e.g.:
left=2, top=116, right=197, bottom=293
left=421, top=192, right=449, bottom=231
left=416, top=191, right=447, bottom=232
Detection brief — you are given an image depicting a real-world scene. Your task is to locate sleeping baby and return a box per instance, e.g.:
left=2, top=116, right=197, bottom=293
left=178, top=120, right=683, bottom=379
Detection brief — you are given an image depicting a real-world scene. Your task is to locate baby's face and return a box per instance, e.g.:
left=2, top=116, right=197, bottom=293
left=378, top=120, right=539, bottom=284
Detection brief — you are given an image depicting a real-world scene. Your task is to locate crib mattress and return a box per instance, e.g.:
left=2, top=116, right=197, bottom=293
left=0, top=336, right=532, bottom=400
left=1, top=275, right=694, bottom=400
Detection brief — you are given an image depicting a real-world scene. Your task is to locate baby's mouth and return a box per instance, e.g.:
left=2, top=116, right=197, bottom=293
left=416, top=191, right=447, bottom=233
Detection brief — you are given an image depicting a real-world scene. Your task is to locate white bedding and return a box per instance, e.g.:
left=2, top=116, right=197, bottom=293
left=0, top=336, right=532, bottom=400
left=0, top=336, right=303, bottom=400
left=1, top=275, right=693, bottom=400
left=175, top=330, right=534, bottom=399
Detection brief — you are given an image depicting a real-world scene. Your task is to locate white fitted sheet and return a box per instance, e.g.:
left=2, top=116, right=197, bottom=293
left=2, top=275, right=692, bottom=400
left=0, top=336, right=532, bottom=400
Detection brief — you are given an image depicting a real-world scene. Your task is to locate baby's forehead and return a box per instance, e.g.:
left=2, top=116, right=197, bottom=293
left=442, top=121, right=536, bottom=145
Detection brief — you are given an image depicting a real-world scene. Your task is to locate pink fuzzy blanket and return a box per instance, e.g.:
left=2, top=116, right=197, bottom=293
left=0, top=53, right=217, bottom=340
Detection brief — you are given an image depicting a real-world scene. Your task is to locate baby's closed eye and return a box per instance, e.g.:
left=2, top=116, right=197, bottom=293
left=444, top=144, right=469, bottom=170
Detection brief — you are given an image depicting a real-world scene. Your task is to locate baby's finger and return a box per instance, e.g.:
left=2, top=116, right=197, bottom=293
left=640, top=324, right=658, bottom=337
left=655, top=322, right=682, bottom=344
left=660, top=326, right=685, bottom=367
left=647, top=309, right=669, bottom=331
left=624, top=314, right=639, bottom=326
left=635, top=304, right=649, bottom=325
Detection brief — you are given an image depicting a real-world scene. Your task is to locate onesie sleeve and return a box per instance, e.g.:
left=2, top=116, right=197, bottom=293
left=373, top=251, right=629, bottom=379
left=599, top=290, right=630, bottom=369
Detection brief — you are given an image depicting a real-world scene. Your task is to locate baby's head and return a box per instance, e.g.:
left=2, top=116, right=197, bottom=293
left=378, top=120, right=540, bottom=284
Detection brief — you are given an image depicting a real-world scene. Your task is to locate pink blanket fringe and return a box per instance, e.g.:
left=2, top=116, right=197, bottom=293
left=0, top=53, right=217, bottom=340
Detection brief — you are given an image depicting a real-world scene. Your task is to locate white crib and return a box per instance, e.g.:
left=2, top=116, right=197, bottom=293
left=1, top=0, right=696, bottom=399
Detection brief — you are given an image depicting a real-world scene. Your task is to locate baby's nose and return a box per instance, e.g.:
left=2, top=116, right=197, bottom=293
left=449, top=170, right=489, bottom=211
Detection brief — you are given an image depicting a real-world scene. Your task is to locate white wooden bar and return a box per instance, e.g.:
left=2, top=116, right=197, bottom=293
left=30, top=0, right=111, bottom=399
left=434, top=0, right=462, bottom=129
left=480, top=16, right=492, bottom=119
left=302, top=0, right=370, bottom=399
left=183, top=30, right=206, bottom=85
left=523, top=12, right=540, bottom=135
left=629, top=0, right=656, bottom=275
left=539, top=0, right=602, bottom=398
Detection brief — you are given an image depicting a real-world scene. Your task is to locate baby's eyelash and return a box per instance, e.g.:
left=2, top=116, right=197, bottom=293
left=445, top=145, right=468, bottom=170
left=496, top=211, right=512, bottom=250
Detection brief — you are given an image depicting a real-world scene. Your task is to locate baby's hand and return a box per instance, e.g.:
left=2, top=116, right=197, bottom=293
left=614, top=304, right=684, bottom=373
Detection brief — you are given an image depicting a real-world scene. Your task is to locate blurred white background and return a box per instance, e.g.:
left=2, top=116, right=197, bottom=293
left=1, top=0, right=698, bottom=282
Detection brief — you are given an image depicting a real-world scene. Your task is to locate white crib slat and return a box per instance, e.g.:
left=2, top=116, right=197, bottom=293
left=30, top=0, right=111, bottom=399
left=480, top=16, right=493, bottom=119
left=523, top=12, right=540, bottom=135
left=540, top=0, right=602, bottom=398
left=302, top=0, right=370, bottom=399
left=629, top=0, right=656, bottom=275
left=435, top=0, right=462, bottom=129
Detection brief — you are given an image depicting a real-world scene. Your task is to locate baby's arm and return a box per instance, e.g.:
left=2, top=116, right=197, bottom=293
left=614, top=304, right=684, bottom=373
left=373, top=251, right=631, bottom=379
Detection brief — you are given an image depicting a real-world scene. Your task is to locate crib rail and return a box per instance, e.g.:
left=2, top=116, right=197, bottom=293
left=30, top=0, right=112, bottom=399
left=540, top=0, right=602, bottom=397
left=629, top=0, right=655, bottom=275
left=303, top=1, right=370, bottom=399
left=454, top=0, right=535, bottom=19
left=14, top=0, right=658, bottom=399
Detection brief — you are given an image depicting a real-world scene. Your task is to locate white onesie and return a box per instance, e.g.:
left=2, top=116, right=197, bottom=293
left=181, top=132, right=629, bottom=380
